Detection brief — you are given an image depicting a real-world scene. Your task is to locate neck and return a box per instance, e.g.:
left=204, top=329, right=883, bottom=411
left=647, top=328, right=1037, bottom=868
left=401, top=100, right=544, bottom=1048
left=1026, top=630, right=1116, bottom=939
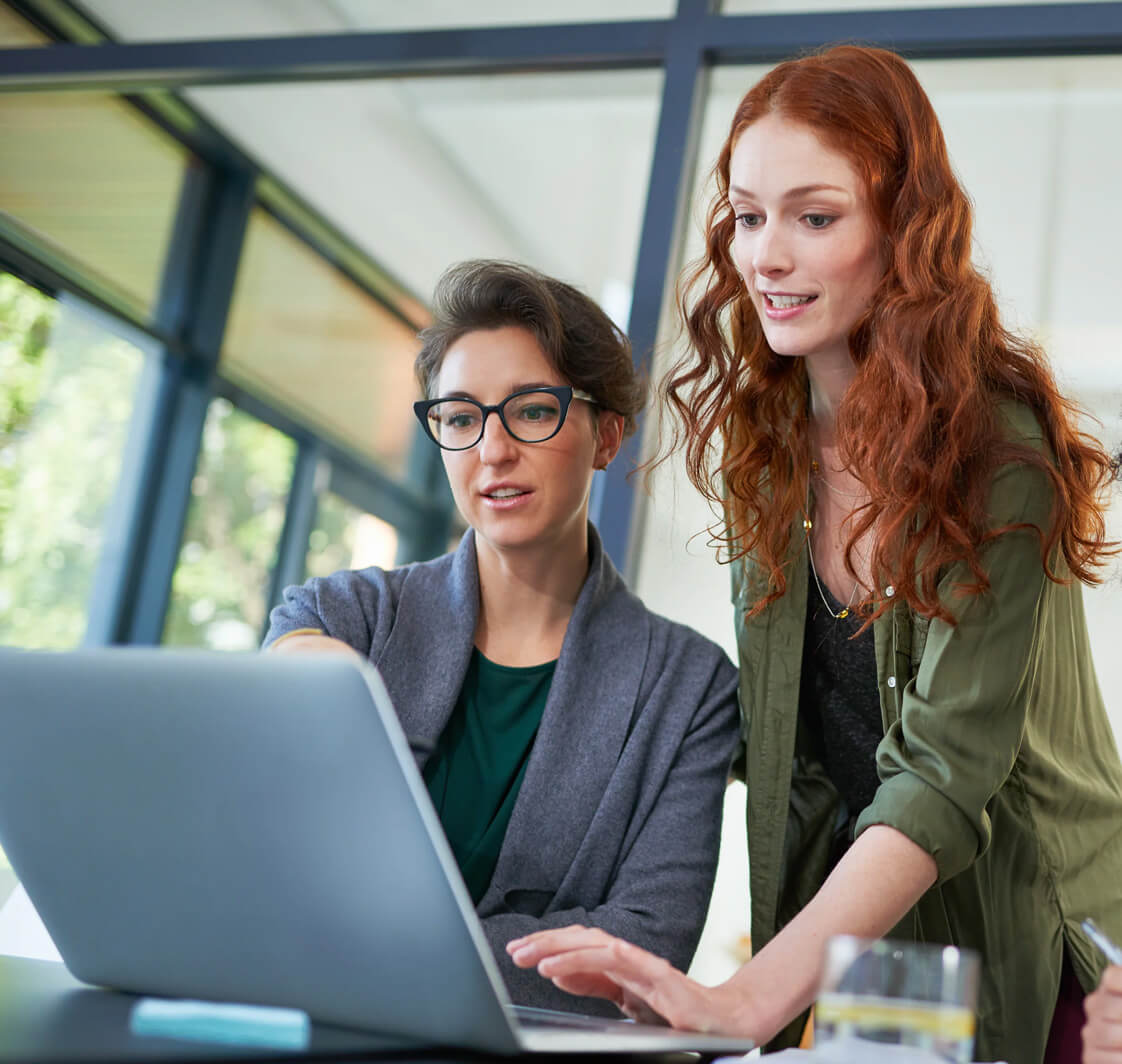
left=806, top=348, right=858, bottom=448
left=472, top=525, right=590, bottom=666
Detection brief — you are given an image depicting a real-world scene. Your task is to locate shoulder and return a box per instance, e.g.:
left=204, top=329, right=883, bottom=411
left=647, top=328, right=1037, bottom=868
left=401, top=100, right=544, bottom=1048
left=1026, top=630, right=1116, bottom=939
left=272, top=550, right=457, bottom=632
left=994, top=398, right=1049, bottom=451
left=343, top=548, right=464, bottom=616
left=987, top=399, right=1057, bottom=529
left=296, top=560, right=404, bottom=611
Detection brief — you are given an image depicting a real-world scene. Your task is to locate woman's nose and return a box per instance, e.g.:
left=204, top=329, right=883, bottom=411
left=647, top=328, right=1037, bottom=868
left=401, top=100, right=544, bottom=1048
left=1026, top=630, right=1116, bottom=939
left=477, top=411, right=518, bottom=464
left=751, top=223, right=793, bottom=277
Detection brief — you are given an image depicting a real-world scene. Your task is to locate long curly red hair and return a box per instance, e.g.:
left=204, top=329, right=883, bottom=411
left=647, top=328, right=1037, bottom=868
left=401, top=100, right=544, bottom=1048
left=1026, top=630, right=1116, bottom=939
left=665, top=44, right=1116, bottom=623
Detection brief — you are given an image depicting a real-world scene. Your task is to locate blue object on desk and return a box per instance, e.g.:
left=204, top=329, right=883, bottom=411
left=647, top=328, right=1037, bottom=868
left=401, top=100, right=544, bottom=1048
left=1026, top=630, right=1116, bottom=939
left=130, top=997, right=311, bottom=1049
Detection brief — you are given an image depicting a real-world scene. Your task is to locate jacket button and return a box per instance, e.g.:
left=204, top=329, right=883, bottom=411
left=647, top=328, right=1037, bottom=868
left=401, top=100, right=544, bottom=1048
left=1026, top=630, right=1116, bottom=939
left=885, top=585, right=895, bottom=597
left=887, top=676, right=897, bottom=689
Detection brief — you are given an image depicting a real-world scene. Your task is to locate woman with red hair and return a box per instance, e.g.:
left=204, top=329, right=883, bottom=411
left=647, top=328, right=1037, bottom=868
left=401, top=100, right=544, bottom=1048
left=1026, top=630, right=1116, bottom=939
left=507, top=44, right=1122, bottom=1062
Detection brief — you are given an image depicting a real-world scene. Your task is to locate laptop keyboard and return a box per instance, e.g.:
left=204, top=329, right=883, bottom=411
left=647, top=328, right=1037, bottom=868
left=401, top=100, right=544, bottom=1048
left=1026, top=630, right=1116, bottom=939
left=510, top=1005, right=637, bottom=1030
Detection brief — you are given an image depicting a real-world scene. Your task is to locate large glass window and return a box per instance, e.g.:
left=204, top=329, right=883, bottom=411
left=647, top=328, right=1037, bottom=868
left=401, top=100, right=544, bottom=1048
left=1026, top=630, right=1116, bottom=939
left=0, top=272, right=148, bottom=649
left=221, top=209, right=419, bottom=475
left=0, top=91, right=188, bottom=319
left=162, top=399, right=295, bottom=651
left=306, top=492, right=398, bottom=580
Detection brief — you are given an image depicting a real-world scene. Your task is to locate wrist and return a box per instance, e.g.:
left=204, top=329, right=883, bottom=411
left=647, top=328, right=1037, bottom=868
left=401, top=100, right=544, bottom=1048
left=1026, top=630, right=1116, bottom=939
left=713, top=971, right=778, bottom=1043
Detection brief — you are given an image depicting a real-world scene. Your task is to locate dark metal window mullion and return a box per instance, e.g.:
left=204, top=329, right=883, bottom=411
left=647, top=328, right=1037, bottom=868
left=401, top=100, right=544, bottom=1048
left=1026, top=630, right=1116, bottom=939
left=85, top=159, right=256, bottom=645
left=262, top=437, right=324, bottom=631
left=593, top=0, right=714, bottom=579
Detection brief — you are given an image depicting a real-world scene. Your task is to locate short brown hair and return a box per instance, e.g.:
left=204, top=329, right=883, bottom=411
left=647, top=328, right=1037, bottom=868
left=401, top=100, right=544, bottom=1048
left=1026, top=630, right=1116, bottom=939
left=415, top=260, right=645, bottom=438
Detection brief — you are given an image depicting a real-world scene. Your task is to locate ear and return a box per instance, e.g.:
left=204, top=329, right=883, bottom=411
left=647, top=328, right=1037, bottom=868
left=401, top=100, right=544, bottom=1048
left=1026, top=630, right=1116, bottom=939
left=592, top=410, right=625, bottom=471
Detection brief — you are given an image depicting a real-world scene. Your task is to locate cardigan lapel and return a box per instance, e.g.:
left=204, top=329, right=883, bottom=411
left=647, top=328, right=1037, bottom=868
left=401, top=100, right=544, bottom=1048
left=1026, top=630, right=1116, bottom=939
left=374, top=530, right=480, bottom=768
left=488, top=526, right=651, bottom=900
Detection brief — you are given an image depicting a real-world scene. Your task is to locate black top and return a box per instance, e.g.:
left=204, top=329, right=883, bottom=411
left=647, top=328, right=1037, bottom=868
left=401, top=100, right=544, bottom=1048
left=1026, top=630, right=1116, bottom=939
left=798, top=571, right=882, bottom=852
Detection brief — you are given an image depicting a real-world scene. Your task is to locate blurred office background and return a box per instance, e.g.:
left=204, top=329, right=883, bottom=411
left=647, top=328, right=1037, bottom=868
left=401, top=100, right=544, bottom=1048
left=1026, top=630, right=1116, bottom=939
left=1, top=0, right=1121, bottom=985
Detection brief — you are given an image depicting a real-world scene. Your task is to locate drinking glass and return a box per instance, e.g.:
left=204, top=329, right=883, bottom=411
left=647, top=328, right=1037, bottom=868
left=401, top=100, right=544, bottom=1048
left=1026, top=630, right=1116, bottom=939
left=815, top=936, right=980, bottom=1063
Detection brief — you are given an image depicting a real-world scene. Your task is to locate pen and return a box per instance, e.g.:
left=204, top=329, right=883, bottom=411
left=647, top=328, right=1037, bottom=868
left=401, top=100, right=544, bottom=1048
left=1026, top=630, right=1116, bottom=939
left=1082, top=918, right=1122, bottom=966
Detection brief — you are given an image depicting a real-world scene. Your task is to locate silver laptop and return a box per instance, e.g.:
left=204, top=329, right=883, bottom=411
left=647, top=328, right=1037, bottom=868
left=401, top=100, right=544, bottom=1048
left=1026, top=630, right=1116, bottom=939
left=0, top=648, right=754, bottom=1056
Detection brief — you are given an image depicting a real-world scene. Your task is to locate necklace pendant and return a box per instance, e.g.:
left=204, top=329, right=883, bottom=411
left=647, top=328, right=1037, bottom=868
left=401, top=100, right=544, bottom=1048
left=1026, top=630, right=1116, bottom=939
left=837, top=608, right=849, bottom=619
left=803, top=517, right=813, bottom=531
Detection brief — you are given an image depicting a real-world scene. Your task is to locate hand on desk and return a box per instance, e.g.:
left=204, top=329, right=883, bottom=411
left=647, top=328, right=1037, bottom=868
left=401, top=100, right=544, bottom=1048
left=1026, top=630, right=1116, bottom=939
left=506, top=925, right=743, bottom=1034
left=1084, top=965, right=1122, bottom=1063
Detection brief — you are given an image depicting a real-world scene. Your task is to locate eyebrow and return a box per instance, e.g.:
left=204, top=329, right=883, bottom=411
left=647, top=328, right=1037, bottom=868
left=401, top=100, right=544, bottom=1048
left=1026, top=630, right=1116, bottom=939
left=437, top=381, right=559, bottom=401
left=728, top=183, right=851, bottom=201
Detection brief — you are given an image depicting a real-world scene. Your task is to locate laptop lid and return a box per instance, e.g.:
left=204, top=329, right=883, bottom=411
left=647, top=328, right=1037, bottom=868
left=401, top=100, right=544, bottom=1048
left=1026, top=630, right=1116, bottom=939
left=0, top=648, right=755, bottom=1057
left=0, top=648, right=522, bottom=1053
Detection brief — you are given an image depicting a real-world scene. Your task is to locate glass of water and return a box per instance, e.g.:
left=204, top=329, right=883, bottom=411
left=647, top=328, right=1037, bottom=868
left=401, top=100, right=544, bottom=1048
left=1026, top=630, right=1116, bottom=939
left=815, top=936, right=980, bottom=1063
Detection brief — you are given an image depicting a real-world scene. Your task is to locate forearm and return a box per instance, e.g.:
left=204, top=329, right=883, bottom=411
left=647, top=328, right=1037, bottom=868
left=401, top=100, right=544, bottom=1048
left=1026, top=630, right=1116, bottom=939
left=266, top=630, right=362, bottom=658
left=726, top=824, right=937, bottom=1042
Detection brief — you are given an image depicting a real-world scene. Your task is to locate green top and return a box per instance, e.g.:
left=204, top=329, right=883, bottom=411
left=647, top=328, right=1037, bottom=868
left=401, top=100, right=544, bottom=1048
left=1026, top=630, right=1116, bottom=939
left=731, top=403, right=1122, bottom=1063
left=423, top=648, right=556, bottom=904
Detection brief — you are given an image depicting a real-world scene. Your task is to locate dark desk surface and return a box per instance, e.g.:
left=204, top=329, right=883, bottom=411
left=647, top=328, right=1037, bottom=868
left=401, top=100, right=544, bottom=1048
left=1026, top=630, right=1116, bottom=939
left=0, top=955, right=703, bottom=1064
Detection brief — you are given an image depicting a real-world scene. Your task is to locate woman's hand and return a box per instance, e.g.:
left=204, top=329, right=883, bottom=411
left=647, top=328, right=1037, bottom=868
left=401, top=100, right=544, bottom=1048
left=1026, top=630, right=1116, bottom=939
left=267, top=632, right=361, bottom=658
left=506, top=828, right=937, bottom=1047
left=506, top=926, right=749, bottom=1034
left=1084, top=965, right=1122, bottom=1063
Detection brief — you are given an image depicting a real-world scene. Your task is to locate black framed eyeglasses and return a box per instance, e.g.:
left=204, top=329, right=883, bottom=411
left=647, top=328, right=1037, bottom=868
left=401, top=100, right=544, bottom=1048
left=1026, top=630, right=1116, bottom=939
left=413, top=385, right=596, bottom=451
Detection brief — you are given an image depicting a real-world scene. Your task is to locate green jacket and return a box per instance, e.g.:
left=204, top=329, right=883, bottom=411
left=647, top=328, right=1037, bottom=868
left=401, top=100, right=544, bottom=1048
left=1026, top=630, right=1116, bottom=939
left=732, top=405, right=1122, bottom=1062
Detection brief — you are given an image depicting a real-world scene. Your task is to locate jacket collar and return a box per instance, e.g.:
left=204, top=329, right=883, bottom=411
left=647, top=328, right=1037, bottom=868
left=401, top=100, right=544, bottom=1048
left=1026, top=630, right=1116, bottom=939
left=374, top=524, right=652, bottom=900
left=373, top=530, right=480, bottom=755
left=488, top=525, right=651, bottom=904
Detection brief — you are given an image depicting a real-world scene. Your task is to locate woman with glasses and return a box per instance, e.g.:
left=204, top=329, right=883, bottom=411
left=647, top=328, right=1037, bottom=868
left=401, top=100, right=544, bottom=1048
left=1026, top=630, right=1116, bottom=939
left=265, top=259, right=739, bottom=1014
left=506, top=45, right=1122, bottom=1063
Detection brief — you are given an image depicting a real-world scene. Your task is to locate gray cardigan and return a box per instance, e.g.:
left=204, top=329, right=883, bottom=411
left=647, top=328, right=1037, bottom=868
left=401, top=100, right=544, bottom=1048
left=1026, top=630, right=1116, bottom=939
left=265, top=526, right=739, bottom=1014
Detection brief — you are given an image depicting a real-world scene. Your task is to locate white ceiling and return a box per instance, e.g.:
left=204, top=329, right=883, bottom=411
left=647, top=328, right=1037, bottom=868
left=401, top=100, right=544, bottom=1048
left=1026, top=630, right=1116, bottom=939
left=78, top=0, right=665, bottom=314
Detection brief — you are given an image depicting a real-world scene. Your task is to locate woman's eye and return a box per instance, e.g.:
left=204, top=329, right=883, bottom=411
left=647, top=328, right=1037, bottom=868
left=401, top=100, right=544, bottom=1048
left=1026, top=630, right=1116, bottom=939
left=804, top=214, right=834, bottom=229
left=444, top=411, right=478, bottom=429
left=735, top=212, right=761, bottom=229
left=519, top=405, right=553, bottom=423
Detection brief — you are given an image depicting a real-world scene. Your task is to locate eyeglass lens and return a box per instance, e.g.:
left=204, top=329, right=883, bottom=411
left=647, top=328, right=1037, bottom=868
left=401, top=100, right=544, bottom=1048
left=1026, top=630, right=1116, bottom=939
left=426, top=390, right=566, bottom=448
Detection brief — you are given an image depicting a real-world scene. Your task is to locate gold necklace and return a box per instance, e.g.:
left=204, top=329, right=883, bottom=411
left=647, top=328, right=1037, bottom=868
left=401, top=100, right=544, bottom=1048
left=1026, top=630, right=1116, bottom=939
left=811, top=458, right=866, bottom=500
left=804, top=469, right=860, bottom=621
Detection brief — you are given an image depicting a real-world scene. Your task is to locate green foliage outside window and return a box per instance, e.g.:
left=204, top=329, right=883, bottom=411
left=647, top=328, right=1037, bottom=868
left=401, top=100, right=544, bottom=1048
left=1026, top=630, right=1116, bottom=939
left=0, top=273, right=54, bottom=533
left=0, top=273, right=142, bottom=649
left=162, top=399, right=295, bottom=651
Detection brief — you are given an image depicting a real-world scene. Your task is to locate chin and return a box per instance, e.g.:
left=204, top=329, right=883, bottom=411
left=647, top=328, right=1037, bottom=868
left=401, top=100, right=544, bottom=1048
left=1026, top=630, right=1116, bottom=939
left=764, top=335, right=832, bottom=361
left=474, top=520, right=542, bottom=552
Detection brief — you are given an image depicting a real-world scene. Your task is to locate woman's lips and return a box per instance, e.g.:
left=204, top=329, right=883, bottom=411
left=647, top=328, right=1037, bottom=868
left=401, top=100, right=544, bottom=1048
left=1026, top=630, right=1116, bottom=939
left=761, top=292, right=817, bottom=319
left=480, top=487, right=533, bottom=510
